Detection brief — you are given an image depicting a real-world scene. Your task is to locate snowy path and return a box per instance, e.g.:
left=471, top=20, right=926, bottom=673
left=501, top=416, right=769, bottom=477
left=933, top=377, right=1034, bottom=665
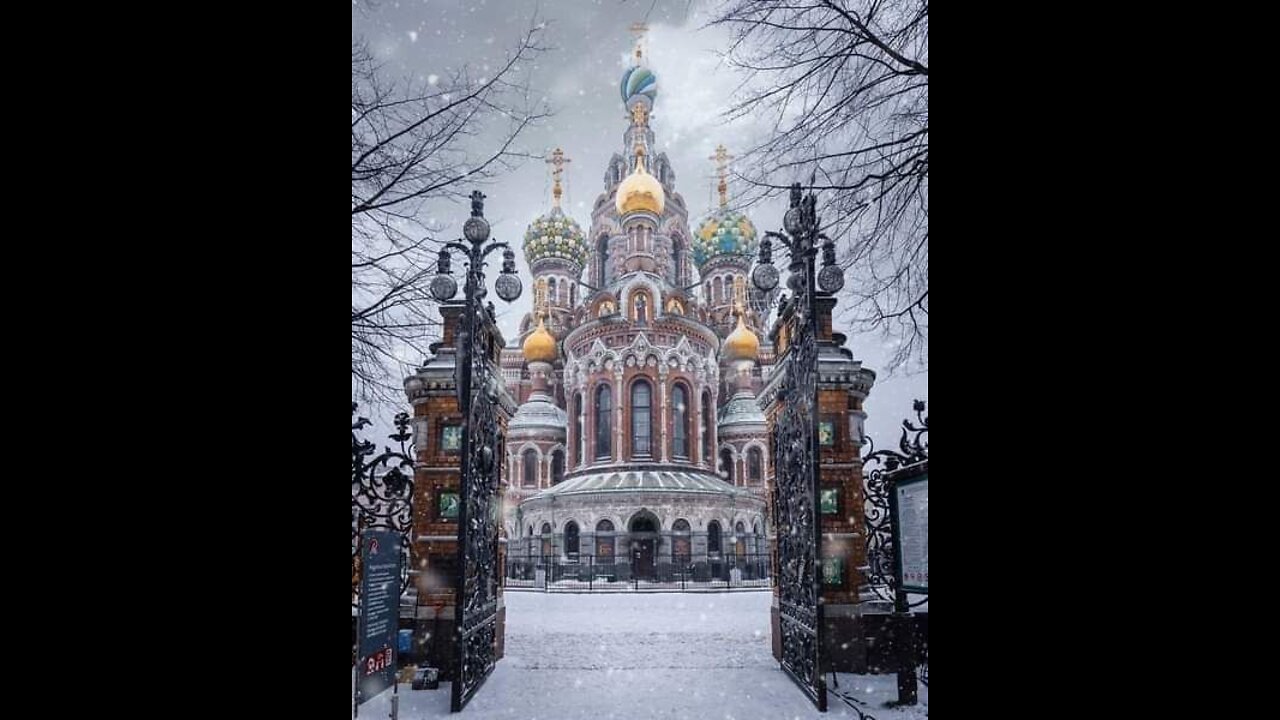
left=355, top=591, right=928, bottom=719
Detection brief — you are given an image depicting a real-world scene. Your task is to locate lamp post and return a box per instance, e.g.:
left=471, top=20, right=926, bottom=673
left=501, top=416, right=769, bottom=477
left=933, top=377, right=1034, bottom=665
left=429, top=190, right=522, bottom=712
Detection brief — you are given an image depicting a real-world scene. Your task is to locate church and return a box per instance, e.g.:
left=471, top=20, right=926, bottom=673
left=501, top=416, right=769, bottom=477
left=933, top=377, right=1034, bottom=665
left=498, top=33, right=784, bottom=581
left=402, top=29, right=880, bottom=675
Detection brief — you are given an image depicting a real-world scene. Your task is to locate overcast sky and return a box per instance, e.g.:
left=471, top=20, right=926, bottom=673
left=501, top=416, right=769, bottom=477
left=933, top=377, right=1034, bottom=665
left=353, top=0, right=929, bottom=452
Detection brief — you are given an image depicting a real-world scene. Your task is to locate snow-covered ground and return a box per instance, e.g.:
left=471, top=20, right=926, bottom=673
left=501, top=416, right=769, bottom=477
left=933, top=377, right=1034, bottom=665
left=354, top=591, right=928, bottom=719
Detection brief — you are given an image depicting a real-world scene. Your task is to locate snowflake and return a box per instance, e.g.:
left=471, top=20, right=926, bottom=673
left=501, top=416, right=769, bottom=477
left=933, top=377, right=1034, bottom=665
left=407, top=31, right=418, bottom=43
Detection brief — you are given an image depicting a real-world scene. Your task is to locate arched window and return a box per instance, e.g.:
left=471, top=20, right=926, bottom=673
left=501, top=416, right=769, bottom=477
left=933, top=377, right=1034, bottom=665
left=551, top=450, right=564, bottom=486
left=702, top=391, right=713, bottom=463
left=595, top=385, right=612, bottom=460
left=565, top=521, right=580, bottom=558
left=635, top=293, right=648, bottom=324
left=540, top=522, right=553, bottom=558
left=672, top=519, right=691, bottom=563
left=735, top=522, right=747, bottom=558
left=523, top=449, right=539, bottom=487
left=528, top=525, right=534, bottom=538
left=720, top=447, right=735, bottom=485
left=704, top=283, right=711, bottom=303
left=672, top=384, right=689, bottom=459
left=631, top=380, right=652, bottom=457
left=597, top=236, right=609, bottom=285
left=708, top=521, right=722, bottom=554
left=572, top=393, right=583, bottom=465
left=747, top=447, right=762, bottom=484
left=596, top=519, right=615, bottom=562
left=713, top=277, right=723, bottom=303
left=548, top=277, right=557, bottom=305
left=570, top=282, right=576, bottom=307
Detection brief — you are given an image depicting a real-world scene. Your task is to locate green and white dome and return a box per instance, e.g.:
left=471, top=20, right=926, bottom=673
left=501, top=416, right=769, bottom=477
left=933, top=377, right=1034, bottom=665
left=523, top=207, right=588, bottom=267
left=692, top=209, right=758, bottom=269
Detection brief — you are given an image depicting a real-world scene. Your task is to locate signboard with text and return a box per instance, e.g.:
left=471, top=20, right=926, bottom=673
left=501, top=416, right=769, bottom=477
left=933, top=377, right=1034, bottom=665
left=891, top=463, right=928, bottom=594
left=356, top=530, right=401, bottom=707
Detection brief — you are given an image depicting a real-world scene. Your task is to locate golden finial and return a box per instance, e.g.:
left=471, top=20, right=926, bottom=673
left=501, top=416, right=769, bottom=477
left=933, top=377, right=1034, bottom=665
left=710, top=144, right=733, bottom=208
left=630, top=21, right=649, bottom=62
left=630, top=102, right=649, bottom=127
left=546, top=147, right=571, bottom=208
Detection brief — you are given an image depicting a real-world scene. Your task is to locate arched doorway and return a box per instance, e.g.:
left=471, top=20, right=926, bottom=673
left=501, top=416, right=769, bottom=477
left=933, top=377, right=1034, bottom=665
left=628, top=511, right=660, bottom=580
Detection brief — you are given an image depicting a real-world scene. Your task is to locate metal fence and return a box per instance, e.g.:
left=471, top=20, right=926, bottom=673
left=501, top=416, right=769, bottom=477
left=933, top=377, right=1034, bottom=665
left=504, top=552, right=773, bottom=592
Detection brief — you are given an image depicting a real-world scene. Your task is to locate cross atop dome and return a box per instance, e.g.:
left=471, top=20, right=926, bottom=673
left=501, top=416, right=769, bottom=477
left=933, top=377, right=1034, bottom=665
left=545, top=147, right=571, bottom=208
left=710, top=144, right=734, bottom=208
left=630, top=21, right=649, bottom=62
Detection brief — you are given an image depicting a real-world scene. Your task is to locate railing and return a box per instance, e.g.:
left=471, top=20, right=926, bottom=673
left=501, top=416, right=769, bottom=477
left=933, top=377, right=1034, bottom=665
left=504, top=552, right=773, bottom=592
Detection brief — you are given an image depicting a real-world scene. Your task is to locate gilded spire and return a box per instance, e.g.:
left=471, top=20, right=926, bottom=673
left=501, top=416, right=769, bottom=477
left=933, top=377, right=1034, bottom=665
left=545, top=147, right=571, bottom=208
left=710, top=144, right=733, bottom=208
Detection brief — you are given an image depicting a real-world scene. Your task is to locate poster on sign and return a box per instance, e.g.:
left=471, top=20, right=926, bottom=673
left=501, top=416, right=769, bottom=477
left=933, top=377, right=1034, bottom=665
left=891, top=462, right=928, bottom=594
left=356, top=529, right=402, bottom=708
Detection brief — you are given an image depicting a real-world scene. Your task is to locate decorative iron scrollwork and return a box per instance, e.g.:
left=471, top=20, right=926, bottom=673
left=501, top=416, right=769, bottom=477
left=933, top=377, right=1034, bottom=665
left=760, top=183, right=826, bottom=712
left=861, top=399, right=928, bottom=606
left=351, top=403, right=415, bottom=611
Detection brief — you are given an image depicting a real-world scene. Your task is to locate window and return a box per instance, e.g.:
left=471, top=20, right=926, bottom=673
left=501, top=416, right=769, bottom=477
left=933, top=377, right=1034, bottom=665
left=672, top=384, right=689, bottom=459
left=523, top=448, right=539, bottom=488
left=672, top=238, right=684, bottom=285
left=708, top=521, right=722, bottom=554
left=597, top=236, right=609, bottom=285
left=714, top=277, right=723, bottom=303
left=572, top=394, right=583, bottom=465
left=735, top=522, right=747, bottom=558
left=549, top=277, right=557, bottom=305
left=720, top=447, right=735, bottom=485
left=635, top=293, right=648, bottom=324
left=596, top=519, right=615, bottom=562
left=564, top=521, right=580, bottom=558
left=631, top=380, right=652, bottom=457
left=672, top=519, right=691, bottom=564
left=541, top=523, right=553, bottom=559
left=595, top=385, right=612, bottom=460
left=702, top=391, right=713, bottom=463
left=570, top=283, right=576, bottom=307
left=551, top=450, right=564, bottom=486
left=747, top=447, right=762, bottom=484
left=440, top=424, right=461, bottom=453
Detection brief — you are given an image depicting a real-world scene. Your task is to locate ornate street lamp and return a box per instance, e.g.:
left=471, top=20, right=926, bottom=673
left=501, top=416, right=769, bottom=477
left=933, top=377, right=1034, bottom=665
left=427, top=190, right=522, bottom=712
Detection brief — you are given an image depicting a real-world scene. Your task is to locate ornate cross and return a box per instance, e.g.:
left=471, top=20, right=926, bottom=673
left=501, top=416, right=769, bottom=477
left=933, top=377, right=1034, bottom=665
left=630, top=21, right=648, bottom=62
left=546, top=147, right=571, bottom=207
left=710, top=144, right=733, bottom=208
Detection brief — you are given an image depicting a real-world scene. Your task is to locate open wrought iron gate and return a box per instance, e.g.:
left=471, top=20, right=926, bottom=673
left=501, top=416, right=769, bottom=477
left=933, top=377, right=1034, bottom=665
left=450, top=289, right=504, bottom=712
left=770, top=190, right=827, bottom=712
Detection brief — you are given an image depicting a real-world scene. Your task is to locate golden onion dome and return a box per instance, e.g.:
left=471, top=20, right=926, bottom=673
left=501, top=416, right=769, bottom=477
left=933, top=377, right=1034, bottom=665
left=522, top=316, right=558, bottom=363
left=615, top=145, right=665, bottom=216
left=722, top=311, right=759, bottom=362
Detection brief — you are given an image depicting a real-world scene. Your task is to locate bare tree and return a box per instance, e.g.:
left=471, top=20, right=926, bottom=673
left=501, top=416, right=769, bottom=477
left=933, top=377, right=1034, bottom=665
left=709, top=0, right=928, bottom=371
left=352, top=25, right=550, bottom=401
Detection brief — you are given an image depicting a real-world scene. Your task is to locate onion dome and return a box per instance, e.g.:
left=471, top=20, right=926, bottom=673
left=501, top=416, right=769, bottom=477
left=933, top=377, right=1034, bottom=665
left=722, top=310, right=760, bottom=362
left=521, top=316, right=558, bottom=363
left=523, top=206, right=588, bottom=266
left=693, top=208, right=758, bottom=269
left=620, top=65, right=657, bottom=105
left=616, top=143, right=665, bottom=216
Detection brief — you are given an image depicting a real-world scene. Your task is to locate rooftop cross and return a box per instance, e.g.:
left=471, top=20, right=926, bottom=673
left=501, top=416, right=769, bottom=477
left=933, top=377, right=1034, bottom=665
left=545, top=147, right=571, bottom=208
left=710, top=144, right=733, bottom=208
left=630, top=21, right=649, bottom=62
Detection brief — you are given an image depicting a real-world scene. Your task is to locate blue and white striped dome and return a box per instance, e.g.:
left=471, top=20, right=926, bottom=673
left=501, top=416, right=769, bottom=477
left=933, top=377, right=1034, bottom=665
left=620, top=66, right=657, bottom=104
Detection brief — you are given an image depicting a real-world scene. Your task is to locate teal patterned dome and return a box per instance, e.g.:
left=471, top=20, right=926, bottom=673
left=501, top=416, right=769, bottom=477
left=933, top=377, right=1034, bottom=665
left=620, top=66, right=657, bottom=104
left=523, top=207, right=588, bottom=267
left=692, top=208, right=758, bottom=269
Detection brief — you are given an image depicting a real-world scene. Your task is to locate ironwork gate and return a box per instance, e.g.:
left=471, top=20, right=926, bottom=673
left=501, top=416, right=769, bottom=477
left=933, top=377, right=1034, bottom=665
left=351, top=404, right=415, bottom=616
left=767, top=186, right=827, bottom=711
left=447, top=193, right=517, bottom=712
